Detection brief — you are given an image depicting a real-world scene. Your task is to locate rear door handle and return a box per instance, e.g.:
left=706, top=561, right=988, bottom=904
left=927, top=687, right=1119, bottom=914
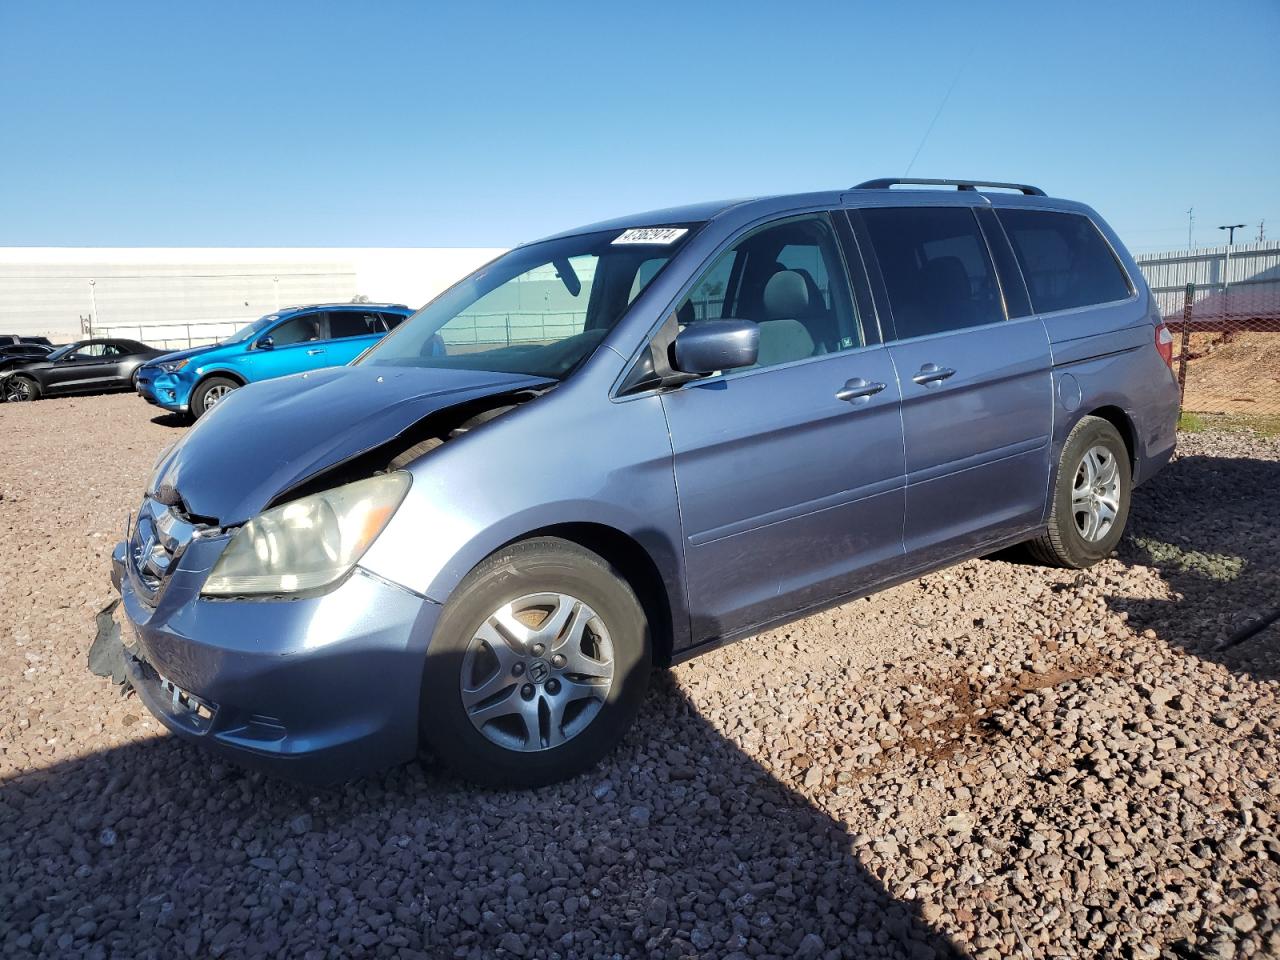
left=835, top=378, right=887, bottom=402
left=911, top=363, right=956, bottom=386
left=306, top=348, right=326, bottom=356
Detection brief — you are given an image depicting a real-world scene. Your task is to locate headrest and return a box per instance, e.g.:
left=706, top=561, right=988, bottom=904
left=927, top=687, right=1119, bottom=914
left=763, top=270, right=810, bottom=320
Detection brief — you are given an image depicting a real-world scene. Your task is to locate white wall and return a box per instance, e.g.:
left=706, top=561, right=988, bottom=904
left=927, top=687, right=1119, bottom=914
left=0, top=247, right=506, bottom=341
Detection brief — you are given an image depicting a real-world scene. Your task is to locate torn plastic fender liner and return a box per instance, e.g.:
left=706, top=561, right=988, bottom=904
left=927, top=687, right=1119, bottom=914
left=89, top=599, right=130, bottom=690
left=150, top=364, right=555, bottom=526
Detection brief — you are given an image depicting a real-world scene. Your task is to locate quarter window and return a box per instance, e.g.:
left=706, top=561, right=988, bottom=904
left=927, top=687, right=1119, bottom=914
left=676, top=214, right=862, bottom=367
left=861, top=207, right=1005, bottom=340
left=996, top=209, right=1132, bottom=314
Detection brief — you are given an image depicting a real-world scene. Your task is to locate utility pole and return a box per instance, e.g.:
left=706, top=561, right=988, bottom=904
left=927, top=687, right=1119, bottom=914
left=87, top=279, right=98, bottom=337
left=1218, top=224, right=1246, bottom=296
left=1259, top=220, right=1266, bottom=243
left=1187, top=207, right=1194, bottom=250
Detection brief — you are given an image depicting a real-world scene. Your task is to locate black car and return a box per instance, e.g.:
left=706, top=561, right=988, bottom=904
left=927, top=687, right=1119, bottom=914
left=0, top=342, right=54, bottom=373
left=0, top=334, right=54, bottom=347
left=1, top=338, right=166, bottom=402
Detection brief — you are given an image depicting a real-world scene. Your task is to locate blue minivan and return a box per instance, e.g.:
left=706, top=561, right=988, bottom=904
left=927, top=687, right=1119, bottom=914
left=112, top=179, right=1179, bottom=786
left=136, top=302, right=412, bottom=417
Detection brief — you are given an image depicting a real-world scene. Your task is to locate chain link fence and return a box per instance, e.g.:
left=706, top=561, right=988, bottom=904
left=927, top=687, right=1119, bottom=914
left=1167, top=281, right=1280, bottom=418
left=1137, top=241, right=1280, bottom=422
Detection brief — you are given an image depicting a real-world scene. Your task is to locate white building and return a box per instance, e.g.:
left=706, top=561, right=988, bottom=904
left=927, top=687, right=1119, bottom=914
left=0, top=247, right=506, bottom=347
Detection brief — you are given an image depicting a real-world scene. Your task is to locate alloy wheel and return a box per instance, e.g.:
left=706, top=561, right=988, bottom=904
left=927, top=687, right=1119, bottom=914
left=203, top=384, right=232, bottom=412
left=4, top=378, right=33, bottom=402
left=1071, top=444, right=1121, bottom=542
left=459, top=592, right=616, bottom=752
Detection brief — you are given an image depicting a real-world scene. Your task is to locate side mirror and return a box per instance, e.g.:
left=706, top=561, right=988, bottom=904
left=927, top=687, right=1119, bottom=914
left=255, top=335, right=274, bottom=350
left=672, top=320, right=759, bottom=375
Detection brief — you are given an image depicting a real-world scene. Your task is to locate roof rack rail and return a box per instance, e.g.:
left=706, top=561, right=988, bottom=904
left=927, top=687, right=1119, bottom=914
left=852, top=177, right=1046, bottom=197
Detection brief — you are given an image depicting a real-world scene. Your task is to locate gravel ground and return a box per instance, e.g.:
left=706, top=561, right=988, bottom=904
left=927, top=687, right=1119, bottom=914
left=2, top=394, right=1279, bottom=960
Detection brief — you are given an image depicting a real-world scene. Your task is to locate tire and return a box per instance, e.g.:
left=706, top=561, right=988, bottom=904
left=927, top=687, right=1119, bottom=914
left=191, top=376, right=239, bottom=419
left=4, top=375, right=40, bottom=402
left=1027, top=415, right=1132, bottom=568
left=419, top=537, right=652, bottom=787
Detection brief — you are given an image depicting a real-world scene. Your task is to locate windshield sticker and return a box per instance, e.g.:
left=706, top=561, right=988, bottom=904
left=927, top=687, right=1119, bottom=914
left=612, top=227, right=689, bottom=245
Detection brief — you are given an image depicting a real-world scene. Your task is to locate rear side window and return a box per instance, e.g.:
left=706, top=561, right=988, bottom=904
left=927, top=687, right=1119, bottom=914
left=996, top=209, right=1132, bottom=314
left=328, top=311, right=382, bottom=339
left=860, top=207, right=1005, bottom=340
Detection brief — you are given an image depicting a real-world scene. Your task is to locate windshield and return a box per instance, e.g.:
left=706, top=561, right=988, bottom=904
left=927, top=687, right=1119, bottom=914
left=46, top=344, right=77, bottom=361
left=359, top=226, right=699, bottom=379
left=222, top=314, right=279, bottom=345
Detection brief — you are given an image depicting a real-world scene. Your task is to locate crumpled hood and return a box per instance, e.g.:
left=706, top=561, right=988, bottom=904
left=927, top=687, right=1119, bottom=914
left=153, top=364, right=554, bottom=524
left=148, top=344, right=219, bottom=368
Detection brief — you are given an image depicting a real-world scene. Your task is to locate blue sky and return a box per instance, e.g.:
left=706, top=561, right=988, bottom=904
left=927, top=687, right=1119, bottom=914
left=1, top=0, right=1277, bottom=252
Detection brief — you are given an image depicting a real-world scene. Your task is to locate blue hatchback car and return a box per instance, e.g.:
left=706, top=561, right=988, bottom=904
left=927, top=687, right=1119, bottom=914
left=136, top=302, right=412, bottom=418
left=112, top=179, right=1179, bottom=786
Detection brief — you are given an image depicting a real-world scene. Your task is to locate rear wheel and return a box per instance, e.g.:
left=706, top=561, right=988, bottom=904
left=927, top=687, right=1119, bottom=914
left=191, top=376, right=239, bottom=418
left=1027, top=415, right=1131, bottom=568
left=4, top=375, right=39, bottom=402
left=419, top=537, right=652, bottom=787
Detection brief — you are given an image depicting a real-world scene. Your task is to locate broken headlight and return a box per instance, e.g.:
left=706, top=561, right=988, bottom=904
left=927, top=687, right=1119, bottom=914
left=202, top=472, right=411, bottom=596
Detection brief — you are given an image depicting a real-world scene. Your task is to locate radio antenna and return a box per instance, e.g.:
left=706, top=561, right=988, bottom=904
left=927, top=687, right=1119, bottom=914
left=904, top=63, right=965, bottom=177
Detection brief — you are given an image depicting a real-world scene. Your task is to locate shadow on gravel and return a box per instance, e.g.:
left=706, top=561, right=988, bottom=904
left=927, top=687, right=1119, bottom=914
left=149, top=412, right=190, bottom=428
left=1110, top=453, right=1280, bottom=681
left=0, top=672, right=965, bottom=959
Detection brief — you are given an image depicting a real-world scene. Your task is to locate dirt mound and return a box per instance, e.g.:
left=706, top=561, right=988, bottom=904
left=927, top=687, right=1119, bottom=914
left=1182, top=331, right=1280, bottom=414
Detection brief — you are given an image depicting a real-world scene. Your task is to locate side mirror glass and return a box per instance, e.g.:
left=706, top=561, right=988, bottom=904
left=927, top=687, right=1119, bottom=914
left=672, top=320, right=759, bottom=375
left=256, top=335, right=274, bottom=350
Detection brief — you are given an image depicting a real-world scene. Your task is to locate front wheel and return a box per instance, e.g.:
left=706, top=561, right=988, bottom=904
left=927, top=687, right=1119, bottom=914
left=1027, top=415, right=1132, bottom=568
left=4, top=375, right=39, bottom=402
left=191, top=376, right=239, bottom=419
left=419, top=537, right=652, bottom=787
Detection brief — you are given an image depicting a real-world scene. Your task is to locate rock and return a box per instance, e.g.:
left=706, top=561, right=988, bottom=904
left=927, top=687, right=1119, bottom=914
left=498, top=932, right=525, bottom=956
left=288, top=814, right=313, bottom=836
left=942, top=812, right=973, bottom=835
left=795, top=932, right=824, bottom=958
left=1233, top=912, right=1257, bottom=934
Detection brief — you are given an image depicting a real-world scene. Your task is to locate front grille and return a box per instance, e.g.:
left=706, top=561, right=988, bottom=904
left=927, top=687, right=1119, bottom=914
left=128, top=496, right=200, bottom=603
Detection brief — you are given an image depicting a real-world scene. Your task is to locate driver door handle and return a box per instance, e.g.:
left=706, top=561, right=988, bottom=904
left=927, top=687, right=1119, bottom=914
left=306, top=348, right=326, bottom=356
left=911, top=363, right=956, bottom=386
left=836, top=378, right=887, bottom=402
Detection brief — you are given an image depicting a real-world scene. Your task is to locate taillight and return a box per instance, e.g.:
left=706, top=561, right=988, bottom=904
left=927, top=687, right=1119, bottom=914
left=1155, top=322, right=1175, bottom=370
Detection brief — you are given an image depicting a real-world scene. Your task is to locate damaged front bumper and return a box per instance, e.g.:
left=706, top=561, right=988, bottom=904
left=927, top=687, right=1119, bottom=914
left=111, top=539, right=440, bottom=783
left=135, top=369, right=191, bottom=412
